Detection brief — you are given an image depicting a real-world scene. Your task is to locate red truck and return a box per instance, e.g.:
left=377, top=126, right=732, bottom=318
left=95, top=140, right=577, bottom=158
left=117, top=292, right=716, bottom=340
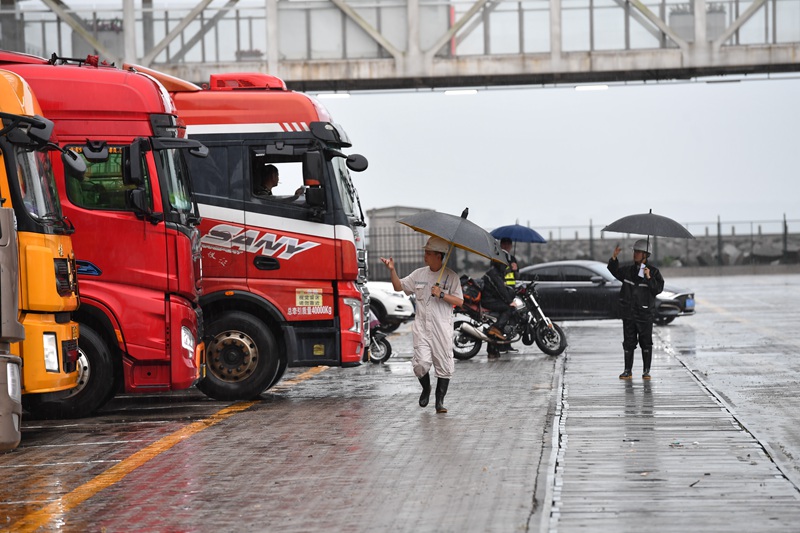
left=0, top=52, right=207, bottom=417
left=132, top=68, right=369, bottom=400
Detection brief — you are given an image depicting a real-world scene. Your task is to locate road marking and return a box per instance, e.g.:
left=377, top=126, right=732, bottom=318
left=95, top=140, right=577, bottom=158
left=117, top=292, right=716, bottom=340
left=12, top=367, right=328, bottom=532
left=270, top=366, right=329, bottom=391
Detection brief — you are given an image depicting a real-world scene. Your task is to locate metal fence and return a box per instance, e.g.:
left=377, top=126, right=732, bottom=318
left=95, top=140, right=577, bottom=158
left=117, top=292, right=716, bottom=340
left=366, top=215, right=799, bottom=281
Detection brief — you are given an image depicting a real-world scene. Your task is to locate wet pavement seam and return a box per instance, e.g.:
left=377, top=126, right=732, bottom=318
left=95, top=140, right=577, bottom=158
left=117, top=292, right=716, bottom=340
left=537, top=345, right=565, bottom=533
left=668, top=343, right=800, bottom=492
left=546, top=325, right=800, bottom=532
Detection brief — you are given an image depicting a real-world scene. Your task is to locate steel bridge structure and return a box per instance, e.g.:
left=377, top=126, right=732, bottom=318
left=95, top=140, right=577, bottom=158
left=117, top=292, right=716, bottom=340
left=2, top=0, right=799, bottom=90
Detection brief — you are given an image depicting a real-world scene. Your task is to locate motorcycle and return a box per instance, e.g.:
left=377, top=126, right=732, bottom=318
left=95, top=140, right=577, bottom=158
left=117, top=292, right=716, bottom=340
left=452, top=278, right=567, bottom=359
left=366, top=308, right=393, bottom=364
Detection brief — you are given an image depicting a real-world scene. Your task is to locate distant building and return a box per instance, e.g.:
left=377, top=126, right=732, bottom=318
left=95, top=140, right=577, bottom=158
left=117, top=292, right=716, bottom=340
left=366, top=206, right=431, bottom=281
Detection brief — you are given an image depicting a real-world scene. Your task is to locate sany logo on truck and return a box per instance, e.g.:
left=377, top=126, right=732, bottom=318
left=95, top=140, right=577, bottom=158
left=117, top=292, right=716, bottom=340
left=201, top=223, right=320, bottom=259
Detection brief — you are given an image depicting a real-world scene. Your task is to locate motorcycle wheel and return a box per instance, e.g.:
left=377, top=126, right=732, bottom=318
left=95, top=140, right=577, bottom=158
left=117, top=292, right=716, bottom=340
left=369, top=336, right=392, bottom=364
left=535, top=322, right=567, bottom=356
left=453, top=319, right=481, bottom=360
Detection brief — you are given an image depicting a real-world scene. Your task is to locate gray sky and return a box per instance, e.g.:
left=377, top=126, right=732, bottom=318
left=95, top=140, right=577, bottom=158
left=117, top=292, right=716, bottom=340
left=320, top=77, right=799, bottom=235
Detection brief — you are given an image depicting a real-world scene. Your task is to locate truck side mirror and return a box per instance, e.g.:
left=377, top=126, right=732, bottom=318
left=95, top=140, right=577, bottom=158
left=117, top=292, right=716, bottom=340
left=26, top=115, right=54, bottom=146
left=345, top=154, right=368, bottom=172
left=302, top=151, right=325, bottom=184
left=127, top=188, right=151, bottom=217
left=61, top=149, right=87, bottom=178
left=123, top=138, right=146, bottom=186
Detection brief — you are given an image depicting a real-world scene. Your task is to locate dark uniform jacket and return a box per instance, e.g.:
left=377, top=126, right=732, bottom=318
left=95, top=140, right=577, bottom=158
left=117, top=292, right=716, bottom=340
left=607, top=258, right=664, bottom=320
left=481, top=266, right=514, bottom=308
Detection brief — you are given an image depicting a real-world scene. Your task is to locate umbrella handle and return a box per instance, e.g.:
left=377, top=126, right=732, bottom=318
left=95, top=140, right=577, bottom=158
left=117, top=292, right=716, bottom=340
left=435, top=244, right=454, bottom=285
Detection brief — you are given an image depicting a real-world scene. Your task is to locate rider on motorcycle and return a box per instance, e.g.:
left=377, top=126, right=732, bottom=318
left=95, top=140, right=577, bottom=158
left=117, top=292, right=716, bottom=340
left=481, top=260, right=516, bottom=343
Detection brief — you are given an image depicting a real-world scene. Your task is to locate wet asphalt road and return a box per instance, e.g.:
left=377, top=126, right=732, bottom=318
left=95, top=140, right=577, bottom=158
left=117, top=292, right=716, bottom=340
left=1, top=273, right=799, bottom=532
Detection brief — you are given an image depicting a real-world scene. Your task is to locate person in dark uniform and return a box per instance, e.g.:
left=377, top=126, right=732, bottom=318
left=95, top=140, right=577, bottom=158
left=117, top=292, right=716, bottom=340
left=496, top=238, right=520, bottom=354
left=499, top=238, right=518, bottom=286
left=481, top=260, right=516, bottom=359
left=607, top=239, right=664, bottom=380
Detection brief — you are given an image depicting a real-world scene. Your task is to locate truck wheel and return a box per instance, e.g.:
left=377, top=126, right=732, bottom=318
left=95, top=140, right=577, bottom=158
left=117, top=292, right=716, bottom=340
left=23, top=325, right=116, bottom=419
left=198, top=311, right=281, bottom=400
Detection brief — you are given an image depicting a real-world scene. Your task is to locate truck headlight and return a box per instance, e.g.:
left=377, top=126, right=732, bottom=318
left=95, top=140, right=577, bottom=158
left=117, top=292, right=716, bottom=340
left=7, top=362, right=21, bottom=403
left=181, top=326, right=195, bottom=358
left=343, top=298, right=362, bottom=333
left=44, top=333, right=59, bottom=372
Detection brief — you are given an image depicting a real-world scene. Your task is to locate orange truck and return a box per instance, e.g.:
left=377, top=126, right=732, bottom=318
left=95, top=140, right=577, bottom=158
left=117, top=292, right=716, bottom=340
left=0, top=68, right=84, bottom=423
left=0, top=67, right=85, bottom=446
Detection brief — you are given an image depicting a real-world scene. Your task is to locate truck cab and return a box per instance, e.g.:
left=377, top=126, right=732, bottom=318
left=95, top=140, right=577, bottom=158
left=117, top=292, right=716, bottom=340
left=0, top=52, right=206, bottom=417
left=131, top=68, right=369, bottom=400
left=0, top=68, right=82, bottom=421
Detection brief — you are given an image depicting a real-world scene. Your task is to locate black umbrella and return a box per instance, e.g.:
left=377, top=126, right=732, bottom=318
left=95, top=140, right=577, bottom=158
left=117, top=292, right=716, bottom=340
left=397, top=208, right=506, bottom=283
left=602, top=209, right=694, bottom=240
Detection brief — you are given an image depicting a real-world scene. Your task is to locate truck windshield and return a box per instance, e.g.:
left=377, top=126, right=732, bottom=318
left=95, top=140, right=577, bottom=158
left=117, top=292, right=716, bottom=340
left=15, top=146, right=63, bottom=222
left=156, top=148, right=194, bottom=214
left=66, top=146, right=151, bottom=211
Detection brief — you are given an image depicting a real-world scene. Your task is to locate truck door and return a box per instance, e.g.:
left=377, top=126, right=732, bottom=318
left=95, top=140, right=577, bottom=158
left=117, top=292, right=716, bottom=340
left=65, top=143, right=171, bottom=356
left=186, top=143, right=247, bottom=283
left=243, top=144, right=336, bottom=320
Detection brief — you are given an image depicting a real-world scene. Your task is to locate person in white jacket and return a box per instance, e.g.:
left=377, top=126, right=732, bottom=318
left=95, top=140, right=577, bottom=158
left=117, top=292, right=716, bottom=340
left=381, top=236, right=463, bottom=413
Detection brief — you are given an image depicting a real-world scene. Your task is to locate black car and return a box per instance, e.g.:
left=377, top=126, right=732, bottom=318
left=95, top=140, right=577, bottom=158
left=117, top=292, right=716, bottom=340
left=517, top=260, right=695, bottom=325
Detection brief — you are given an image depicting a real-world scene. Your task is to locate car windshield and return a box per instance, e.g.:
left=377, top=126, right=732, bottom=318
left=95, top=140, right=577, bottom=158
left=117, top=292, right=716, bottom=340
left=14, top=145, right=64, bottom=224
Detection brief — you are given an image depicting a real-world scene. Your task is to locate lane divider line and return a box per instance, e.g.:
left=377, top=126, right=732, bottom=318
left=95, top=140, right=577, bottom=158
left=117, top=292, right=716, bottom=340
left=13, top=366, right=328, bottom=532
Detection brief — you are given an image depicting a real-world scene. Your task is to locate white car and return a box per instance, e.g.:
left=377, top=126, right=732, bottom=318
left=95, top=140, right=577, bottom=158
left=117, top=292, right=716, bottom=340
left=366, top=281, right=415, bottom=332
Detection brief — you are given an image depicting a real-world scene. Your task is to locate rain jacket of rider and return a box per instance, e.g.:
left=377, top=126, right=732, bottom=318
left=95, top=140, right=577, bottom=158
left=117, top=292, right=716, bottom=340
left=482, top=265, right=515, bottom=307
left=607, top=258, right=664, bottom=320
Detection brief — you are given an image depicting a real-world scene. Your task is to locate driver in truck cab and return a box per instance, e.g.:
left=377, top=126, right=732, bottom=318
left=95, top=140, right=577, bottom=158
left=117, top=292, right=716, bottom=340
left=254, top=163, right=305, bottom=202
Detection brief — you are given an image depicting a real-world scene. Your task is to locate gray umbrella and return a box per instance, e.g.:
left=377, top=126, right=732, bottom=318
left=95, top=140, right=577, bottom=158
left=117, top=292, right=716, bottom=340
left=601, top=209, right=695, bottom=239
left=398, top=208, right=507, bottom=266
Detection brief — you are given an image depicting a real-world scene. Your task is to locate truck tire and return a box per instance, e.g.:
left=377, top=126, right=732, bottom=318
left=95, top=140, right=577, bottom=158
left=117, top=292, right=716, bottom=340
left=198, top=311, right=281, bottom=400
left=23, top=325, right=116, bottom=419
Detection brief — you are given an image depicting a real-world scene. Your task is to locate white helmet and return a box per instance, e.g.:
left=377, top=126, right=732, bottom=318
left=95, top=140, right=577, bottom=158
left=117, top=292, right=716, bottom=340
left=633, top=239, right=650, bottom=254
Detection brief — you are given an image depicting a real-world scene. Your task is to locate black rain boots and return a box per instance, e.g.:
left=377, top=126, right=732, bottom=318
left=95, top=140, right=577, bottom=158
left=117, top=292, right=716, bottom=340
left=619, top=350, right=634, bottom=379
left=418, top=373, right=431, bottom=407
left=642, top=348, right=652, bottom=380
left=435, top=378, right=450, bottom=413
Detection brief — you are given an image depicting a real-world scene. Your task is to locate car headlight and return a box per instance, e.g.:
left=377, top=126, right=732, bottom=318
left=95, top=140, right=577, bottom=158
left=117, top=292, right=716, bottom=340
left=181, top=326, right=195, bottom=358
left=43, top=333, right=59, bottom=372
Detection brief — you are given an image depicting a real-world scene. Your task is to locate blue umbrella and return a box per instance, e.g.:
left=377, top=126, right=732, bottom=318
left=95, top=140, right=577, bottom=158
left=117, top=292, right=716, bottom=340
left=490, top=224, right=547, bottom=244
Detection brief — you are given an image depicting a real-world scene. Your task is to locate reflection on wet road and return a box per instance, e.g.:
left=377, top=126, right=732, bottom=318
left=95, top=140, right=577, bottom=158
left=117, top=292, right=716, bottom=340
left=2, top=273, right=799, bottom=532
